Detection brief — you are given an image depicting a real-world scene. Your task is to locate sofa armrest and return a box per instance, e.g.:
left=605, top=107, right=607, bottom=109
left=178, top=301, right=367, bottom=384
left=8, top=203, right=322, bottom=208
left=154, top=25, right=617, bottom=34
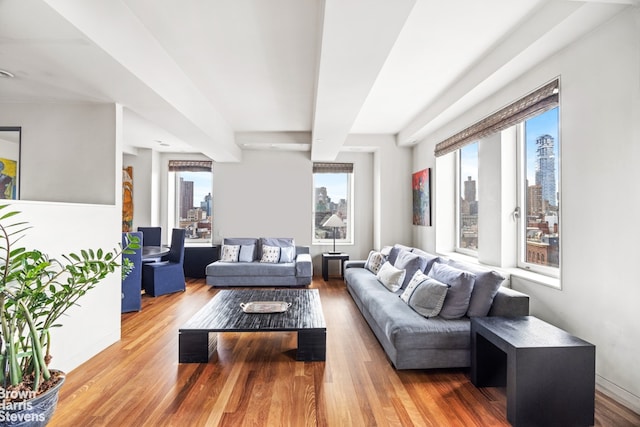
left=295, top=253, right=312, bottom=277
left=344, top=260, right=366, bottom=270
left=488, top=287, right=530, bottom=317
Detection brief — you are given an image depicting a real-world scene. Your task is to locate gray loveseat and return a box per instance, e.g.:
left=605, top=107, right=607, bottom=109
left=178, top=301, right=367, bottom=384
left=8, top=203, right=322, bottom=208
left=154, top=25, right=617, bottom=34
left=344, top=244, right=529, bottom=370
left=206, top=237, right=312, bottom=287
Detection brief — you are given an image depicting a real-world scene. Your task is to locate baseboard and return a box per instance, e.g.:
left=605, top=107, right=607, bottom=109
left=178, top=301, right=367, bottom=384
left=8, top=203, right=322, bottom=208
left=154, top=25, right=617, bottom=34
left=597, top=374, right=640, bottom=415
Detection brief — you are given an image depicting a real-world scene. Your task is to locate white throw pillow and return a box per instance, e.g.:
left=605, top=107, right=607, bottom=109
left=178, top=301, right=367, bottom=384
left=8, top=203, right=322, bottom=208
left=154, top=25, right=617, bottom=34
left=260, top=245, right=280, bottom=263
left=220, top=245, right=240, bottom=262
left=401, top=270, right=449, bottom=318
left=376, top=261, right=406, bottom=292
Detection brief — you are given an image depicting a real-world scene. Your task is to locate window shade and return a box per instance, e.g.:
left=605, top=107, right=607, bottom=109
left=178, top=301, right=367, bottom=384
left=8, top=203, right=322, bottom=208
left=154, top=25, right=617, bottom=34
left=312, top=162, right=354, bottom=173
left=434, top=79, right=559, bottom=157
left=168, top=160, right=213, bottom=172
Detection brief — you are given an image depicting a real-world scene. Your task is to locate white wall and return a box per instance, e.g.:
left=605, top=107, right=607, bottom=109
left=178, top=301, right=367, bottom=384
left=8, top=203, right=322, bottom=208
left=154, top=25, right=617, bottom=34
left=0, top=104, right=116, bottom=204
left=0, top=102, right=123, bottom=374
left=413, top=9, right=640, bottom=411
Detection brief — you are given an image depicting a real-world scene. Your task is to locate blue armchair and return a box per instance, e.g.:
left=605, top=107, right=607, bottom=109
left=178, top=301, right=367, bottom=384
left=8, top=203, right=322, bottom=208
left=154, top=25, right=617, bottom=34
left=142, top=228, right=186, bottom=297
left=122, top=232, right=142, bottom=312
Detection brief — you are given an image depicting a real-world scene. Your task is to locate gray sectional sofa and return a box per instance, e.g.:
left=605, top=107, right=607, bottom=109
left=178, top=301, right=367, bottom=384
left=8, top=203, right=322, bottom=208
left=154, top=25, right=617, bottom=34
left=206, top=237, right=312, bottom=287
left=344, top=244, right=529, bottom=370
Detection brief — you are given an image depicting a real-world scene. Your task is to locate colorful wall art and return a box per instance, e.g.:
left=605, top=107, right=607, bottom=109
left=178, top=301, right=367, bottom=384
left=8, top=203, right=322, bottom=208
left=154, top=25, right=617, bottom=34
left=412, top=168, right=431, bottom=226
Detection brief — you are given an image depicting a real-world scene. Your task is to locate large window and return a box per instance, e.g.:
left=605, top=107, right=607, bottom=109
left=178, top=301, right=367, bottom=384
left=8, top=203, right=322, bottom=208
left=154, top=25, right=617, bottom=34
left=519, top=107, right=560, bottom=273
left=457, top=142, right=479, bottom=253
left=435, top=79, right=560, bottom=278
left=312, top=162, right=353, bottom=245
left=168, top=160, right=213, bottom=244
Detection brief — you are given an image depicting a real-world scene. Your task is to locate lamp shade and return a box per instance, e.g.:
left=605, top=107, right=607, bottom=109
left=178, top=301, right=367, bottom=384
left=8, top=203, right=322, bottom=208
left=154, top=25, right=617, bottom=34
left=322, top=214, right=344, bottom=228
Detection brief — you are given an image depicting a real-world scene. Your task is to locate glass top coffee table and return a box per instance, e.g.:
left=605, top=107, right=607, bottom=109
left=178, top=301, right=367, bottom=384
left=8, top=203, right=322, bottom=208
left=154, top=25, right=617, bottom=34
left=179, top=289, right=326, bottom=363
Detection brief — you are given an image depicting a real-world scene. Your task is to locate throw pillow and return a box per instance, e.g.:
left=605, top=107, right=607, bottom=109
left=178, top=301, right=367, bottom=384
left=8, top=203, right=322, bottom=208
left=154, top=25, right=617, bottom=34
left=376, top=261, right=406, bottom=292
left=238, top=244, right=256, bottom=262
left=400, top=271, right=449, bottom=318
left=279, top=246, right=296, bottom=263
left=365, top=250, right=386, bottom=274
left=428, top=262, right=476, bottom=320
left=393, top=249, right=428, bottom=289
left=220, top=245, right=240, bottom=262
left=447, top=260, right=505, bottom=317
left=260, top=245, right=280, bottom=263
left=387, top=244, right=412, bottom=265
left=411, top=248, right=441, bottom=275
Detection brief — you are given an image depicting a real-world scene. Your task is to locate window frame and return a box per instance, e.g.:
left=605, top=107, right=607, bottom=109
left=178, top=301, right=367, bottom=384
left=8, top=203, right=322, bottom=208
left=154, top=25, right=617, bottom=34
left=312, top=167, right=354, bottom=246
left=515, top=109, right=561, bottom=278
left=167, top=161, right=213, bottom=245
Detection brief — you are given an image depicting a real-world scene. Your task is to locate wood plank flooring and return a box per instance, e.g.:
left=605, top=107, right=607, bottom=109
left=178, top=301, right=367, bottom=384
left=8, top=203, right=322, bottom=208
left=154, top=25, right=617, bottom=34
left=49, top=278, right=640, bottom=426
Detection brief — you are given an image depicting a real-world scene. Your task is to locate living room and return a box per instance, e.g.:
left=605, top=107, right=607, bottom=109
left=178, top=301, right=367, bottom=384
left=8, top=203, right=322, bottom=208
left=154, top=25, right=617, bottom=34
left=1, top=0, right=639, bottom=425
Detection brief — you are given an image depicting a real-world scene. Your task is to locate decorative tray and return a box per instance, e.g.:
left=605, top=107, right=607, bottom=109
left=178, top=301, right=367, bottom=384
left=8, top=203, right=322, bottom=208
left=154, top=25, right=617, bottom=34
left=240, top=301, right=292, bottom=313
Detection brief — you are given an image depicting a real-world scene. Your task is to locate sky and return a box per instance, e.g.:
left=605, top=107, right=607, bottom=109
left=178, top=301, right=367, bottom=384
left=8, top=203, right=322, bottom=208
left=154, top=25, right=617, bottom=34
left=315, top=173, right=348, bottom=201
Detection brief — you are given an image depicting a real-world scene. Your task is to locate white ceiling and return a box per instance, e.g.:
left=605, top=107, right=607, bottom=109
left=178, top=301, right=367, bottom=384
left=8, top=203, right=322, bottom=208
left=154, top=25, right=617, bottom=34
left=0, top=0, right=633, bottom=161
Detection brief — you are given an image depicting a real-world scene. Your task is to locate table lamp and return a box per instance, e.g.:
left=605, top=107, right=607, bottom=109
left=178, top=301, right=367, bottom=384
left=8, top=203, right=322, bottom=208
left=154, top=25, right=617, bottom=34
left=322, top=214, right=344, bottom=254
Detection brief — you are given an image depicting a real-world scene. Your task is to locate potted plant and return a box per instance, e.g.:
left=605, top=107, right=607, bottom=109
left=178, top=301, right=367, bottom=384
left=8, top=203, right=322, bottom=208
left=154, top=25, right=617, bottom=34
left=0, top=205, right=139, bottom=426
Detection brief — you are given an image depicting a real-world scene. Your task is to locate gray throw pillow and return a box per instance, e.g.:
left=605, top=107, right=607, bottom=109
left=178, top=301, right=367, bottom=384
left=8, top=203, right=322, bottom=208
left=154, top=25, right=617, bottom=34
left=393, top=249, right=428, bottom=289
left=411, top=248, right=441, bottom=275
left=447, top=260, right=505, bottom=317
left=387, top=244, right=413, bottom=265
left=238, top=244, right=256, bottom=262
left=279, top=246, right=295, bottom=263
left=428, top=262, right=476, bottom=319
left=400, top=271, right=449, bottom=318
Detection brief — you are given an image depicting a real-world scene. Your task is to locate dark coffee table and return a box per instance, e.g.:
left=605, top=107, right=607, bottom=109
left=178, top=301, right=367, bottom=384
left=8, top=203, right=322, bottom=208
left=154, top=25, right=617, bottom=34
left=471, top=316, right=595, bottom=427
left=179, top=289, right=326, bottom=363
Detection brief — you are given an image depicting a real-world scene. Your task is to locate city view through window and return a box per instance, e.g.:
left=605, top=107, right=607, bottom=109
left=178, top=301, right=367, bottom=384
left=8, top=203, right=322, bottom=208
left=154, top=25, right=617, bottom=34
left=314, top=173, right=349, bottom=242
left=175, top=171, right=212, bottom=243
left=524, top=107, right=560, bottom=268
left=458, top=106, right=560, bottom=269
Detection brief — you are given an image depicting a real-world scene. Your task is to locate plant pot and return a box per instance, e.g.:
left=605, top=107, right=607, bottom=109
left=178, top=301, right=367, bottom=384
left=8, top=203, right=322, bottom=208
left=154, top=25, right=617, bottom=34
left=1, top=371, right=66, bottom=427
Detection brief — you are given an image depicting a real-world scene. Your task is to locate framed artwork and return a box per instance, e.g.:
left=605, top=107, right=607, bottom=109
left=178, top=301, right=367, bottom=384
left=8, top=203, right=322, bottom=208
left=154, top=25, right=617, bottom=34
left=0, top=127, right=21, bottom=200
left=122, top=166, right=134, bottom=232
left=412, top=168, right=431, bottom=226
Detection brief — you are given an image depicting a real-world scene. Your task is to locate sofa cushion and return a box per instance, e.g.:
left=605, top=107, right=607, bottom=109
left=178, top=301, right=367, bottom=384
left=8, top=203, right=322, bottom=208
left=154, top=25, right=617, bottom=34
left=393, top=249, right=428, bottom=289
left=239, top=244, right=256, bottom=262
left=365, top=250, right=386, bottom=274
left=260, top=245, right=280, bottom=263
left=224, top=237, right=259, bottom=246
left=447, top=259, right=506, bottom=317
left=428, top=262, right=475, bottom=320
left=220, top=245, right=240, bottom=262
left=387, top=244, right=413, bottom=265
left=400, top=270, right=449, bottom=318
left=207, top=261, right=296, bottom=277
left=376, top=261, right=406, bottom=292
left=411, top=249, right=441, bottom=275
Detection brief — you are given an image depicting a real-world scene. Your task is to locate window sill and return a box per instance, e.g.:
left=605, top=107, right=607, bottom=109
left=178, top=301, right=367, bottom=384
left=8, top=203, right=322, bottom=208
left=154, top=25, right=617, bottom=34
left=436, top=251, right=561, bottom=290
left=506, top=267, right=561, bottom=290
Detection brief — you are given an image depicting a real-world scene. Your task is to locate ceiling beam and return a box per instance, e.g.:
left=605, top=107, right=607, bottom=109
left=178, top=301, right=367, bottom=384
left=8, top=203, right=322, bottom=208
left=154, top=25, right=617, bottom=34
left=311, top=0, right=416, bottom=161
left=42, top=0, right=242, bottom=162
left=397, top=0, right=627, bottom=146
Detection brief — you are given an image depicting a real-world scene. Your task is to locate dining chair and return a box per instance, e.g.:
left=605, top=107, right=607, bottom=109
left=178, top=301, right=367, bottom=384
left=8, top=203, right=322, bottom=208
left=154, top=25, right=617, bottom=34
left=121, top=231, right=142, bottom=312
left=142, top=228, right=186, bottom=297
left=137, top=226, right=162, bottom=246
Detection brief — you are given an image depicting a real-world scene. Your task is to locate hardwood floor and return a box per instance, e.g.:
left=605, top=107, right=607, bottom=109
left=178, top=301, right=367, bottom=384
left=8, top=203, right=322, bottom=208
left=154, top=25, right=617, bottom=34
left=49, top=278, right=639, bottom=426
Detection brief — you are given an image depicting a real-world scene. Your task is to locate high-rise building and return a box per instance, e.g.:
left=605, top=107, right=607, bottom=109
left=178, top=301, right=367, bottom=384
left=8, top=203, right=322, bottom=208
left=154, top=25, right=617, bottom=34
left=180, top=178, right=194, bottom=220
left=535, top=134, right=556, bottom=208
left=464, top=176, right=476, bottom=203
